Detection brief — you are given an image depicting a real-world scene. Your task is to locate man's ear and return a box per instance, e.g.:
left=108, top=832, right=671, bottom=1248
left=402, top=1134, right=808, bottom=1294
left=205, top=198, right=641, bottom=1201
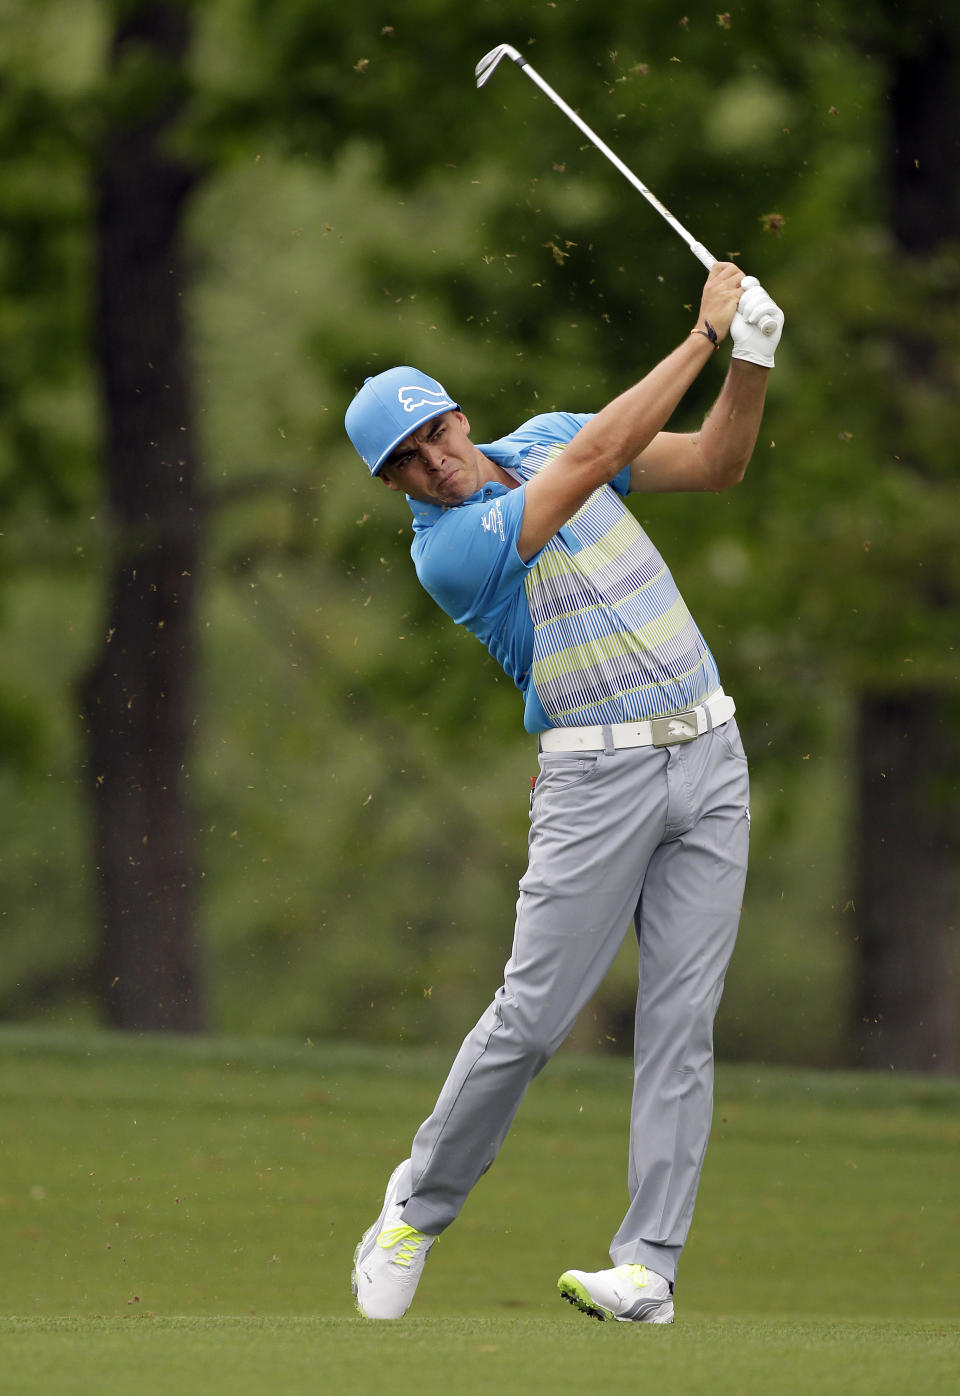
left=455, top=410, right=471, bottom=436
left=379, top=470, right=402, bottom=492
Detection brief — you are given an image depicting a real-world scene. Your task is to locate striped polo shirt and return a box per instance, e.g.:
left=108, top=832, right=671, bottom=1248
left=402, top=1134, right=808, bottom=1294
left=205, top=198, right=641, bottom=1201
left=409, top=411, right=720, bottom=734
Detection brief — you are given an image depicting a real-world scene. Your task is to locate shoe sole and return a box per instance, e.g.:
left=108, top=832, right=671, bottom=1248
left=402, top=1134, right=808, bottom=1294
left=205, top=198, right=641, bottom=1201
left=558, top=1274, right=614, bottom=1322
left=351, top=1160, right=410, bottom=1313
left=558, top=1274, right=675, bottom=1325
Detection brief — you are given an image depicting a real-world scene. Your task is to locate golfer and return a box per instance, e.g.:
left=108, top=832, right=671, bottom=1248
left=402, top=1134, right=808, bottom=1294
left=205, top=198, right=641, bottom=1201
left=345, top=261, right=783, bottom=1323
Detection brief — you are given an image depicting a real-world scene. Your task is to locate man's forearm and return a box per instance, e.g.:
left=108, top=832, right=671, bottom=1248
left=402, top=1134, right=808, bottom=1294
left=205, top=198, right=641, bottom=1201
left=516, top=333, right=717, bottom=561
left=565, top=332, right=717, bottom=484
left=696, top=359, right=769, bottom=489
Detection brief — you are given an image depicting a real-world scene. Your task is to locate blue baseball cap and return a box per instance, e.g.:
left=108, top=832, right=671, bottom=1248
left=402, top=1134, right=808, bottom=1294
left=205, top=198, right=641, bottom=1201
left=344, top=366, right=459, bottom=476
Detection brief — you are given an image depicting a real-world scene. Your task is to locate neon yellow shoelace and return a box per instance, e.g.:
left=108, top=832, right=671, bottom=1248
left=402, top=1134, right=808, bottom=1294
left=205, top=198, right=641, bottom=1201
left=622, top=1264, right=648, bottom=1287
left=377, top=1223, right=429, bottom=1268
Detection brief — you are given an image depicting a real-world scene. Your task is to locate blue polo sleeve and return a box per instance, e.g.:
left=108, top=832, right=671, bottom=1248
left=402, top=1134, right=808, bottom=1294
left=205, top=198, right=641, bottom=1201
left=487, top=411, right=631, bottom=497
left=414, top=487, right=531, bottom=621
left=611, top=462, right=631, bottom=497
left=530, top=413, right=631, bottom=497
left=411, top=487, right=535, bottom=685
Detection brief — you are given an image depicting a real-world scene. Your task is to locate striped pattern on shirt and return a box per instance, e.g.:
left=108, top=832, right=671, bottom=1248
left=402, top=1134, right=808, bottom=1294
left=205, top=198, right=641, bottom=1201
left=520, top=443, right=720, bottom=725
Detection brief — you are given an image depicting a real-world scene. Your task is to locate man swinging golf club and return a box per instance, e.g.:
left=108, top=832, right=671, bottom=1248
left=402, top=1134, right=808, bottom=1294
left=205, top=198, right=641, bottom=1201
left=345, top=258, right=783, bottom=1323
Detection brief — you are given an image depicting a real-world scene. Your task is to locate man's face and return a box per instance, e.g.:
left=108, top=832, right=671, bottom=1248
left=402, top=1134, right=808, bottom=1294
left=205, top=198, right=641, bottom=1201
left=379, top=410, right=481, bottom=507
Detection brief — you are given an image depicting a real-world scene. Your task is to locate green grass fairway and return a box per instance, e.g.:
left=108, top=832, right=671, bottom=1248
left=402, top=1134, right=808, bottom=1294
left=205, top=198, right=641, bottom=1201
left=1, top=1029, right=958, bottom=1395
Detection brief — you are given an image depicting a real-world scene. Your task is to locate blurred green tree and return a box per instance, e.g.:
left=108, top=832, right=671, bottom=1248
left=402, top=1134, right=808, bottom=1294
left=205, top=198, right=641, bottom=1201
left=253, top=1, right=959, bottom=1068
left=851, top=7, right=960, bottom=1072
left=0, top=0, right=955, bottom=1065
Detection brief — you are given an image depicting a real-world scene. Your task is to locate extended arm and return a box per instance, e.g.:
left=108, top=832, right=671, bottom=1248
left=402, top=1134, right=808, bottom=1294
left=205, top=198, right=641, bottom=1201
left=628, top=273, right=783, bottom=493
left=517, top=262, right=744, bottom=561
left=627, top=358, right=769, bottom=494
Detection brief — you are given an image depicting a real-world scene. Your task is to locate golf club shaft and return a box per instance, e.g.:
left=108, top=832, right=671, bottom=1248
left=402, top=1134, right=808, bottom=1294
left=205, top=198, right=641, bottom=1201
left=515, top=57, right=714, bottom=270
left=480, top=46, right=777, bottom=335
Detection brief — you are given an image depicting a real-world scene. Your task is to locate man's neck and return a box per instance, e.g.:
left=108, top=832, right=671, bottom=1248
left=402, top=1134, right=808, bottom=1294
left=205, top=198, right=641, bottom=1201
left=477, top=450, right=521, bottom=491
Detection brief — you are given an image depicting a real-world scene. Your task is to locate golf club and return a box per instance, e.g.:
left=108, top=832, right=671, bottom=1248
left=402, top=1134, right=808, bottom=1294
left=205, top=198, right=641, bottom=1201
left=476, top=43, right=777, bottom=336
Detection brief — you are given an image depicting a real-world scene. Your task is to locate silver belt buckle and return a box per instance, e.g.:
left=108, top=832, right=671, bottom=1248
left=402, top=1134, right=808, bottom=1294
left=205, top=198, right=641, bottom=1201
left=651, top=713, right=699, bottom=747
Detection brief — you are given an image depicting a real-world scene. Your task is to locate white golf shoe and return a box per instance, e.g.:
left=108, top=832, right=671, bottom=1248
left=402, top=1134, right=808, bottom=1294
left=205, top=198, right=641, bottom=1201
left=351, top=1160, right=437, bottom=1320
left=558, top=1263, right=675, bottom=1324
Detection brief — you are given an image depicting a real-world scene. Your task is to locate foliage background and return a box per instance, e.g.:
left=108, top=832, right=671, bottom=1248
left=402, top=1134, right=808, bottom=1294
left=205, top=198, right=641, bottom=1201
left=0, top=0, right=957, bottom=1065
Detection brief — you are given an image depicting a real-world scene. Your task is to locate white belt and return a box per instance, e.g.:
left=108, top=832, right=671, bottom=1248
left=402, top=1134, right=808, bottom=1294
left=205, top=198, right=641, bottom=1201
left=538, top=689, right=736, bottom=753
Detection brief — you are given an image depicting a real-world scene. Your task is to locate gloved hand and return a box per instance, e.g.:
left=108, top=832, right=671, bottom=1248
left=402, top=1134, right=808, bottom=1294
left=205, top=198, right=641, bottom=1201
left=730, top=275, right=784, bottom=368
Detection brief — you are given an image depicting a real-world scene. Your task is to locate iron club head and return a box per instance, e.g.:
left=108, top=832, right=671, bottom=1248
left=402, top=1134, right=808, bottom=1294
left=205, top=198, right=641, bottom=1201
left=475, top=44, right=524, bottom=89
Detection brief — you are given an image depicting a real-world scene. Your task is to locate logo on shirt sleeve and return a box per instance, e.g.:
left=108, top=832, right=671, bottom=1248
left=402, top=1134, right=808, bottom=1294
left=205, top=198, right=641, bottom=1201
left=480, top=497, right=506, bottom=543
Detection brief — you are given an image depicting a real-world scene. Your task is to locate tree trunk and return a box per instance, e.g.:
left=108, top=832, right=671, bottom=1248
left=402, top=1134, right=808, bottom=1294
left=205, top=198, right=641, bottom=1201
left=81, top=2, right=205, bottom=1031
left=850, top=15, right=959, bottom=1073
left=853, top=694, right=957, bottom=1072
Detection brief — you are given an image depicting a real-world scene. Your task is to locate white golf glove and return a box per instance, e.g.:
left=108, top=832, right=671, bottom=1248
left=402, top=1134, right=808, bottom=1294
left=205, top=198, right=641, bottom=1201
left=730, top=275, right=784, bottom=368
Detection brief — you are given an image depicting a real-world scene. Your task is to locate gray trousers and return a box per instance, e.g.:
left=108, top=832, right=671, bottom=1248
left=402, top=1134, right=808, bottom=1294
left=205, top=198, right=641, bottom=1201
left=400, top=718, right=750, bottom=1284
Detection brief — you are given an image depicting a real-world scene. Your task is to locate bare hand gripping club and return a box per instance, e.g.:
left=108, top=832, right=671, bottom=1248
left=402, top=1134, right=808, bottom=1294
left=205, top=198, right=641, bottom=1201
left=476, top=43, right=777, bottom=336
